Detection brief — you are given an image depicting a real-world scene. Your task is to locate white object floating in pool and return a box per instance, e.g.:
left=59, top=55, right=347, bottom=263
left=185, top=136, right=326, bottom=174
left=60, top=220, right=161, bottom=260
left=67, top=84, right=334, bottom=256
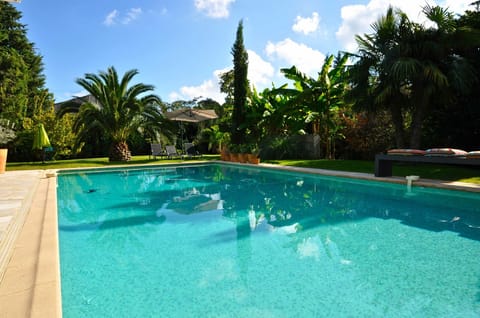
left=405, top=175, right=420, bottom=192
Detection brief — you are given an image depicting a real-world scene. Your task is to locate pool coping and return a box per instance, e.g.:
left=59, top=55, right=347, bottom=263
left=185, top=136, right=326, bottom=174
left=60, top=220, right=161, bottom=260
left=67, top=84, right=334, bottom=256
left=0, top=161, right=479, bottom=317
left=0, top=171, right=61, bottom=317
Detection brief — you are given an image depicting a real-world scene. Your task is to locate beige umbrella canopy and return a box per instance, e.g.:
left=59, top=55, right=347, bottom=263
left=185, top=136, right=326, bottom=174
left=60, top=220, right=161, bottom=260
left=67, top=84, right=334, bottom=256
left=164, top=108, right=218, bottom=146
left=164, top=108, right=217, bottom=123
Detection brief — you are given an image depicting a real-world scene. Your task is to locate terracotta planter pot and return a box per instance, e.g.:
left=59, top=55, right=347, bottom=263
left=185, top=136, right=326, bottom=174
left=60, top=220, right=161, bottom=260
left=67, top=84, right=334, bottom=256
left=229, top=153, right=238, bottom=162
left=222, top=152, right=230, bottom=161
left=238, top=153, right=248, bottom=163
left=0, top=148, right=7, bottom=174
left=247, top=154, right=260, bottom=164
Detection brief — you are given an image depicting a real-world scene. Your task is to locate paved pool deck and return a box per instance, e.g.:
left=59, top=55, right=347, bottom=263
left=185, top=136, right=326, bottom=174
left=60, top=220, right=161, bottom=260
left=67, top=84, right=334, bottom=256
left=0, top=170, right=60, bottom=318
left=0, top=163, right=478, bottom=317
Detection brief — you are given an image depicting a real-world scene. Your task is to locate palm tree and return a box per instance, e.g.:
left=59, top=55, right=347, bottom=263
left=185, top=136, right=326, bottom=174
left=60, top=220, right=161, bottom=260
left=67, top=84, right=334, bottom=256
left=406, top=4, right=479, bottom=148
left=348, top=6, right=412, bottom=148
left=349, top=5, right=479, bottom=149
left=58, top=66, right=163, bottom=161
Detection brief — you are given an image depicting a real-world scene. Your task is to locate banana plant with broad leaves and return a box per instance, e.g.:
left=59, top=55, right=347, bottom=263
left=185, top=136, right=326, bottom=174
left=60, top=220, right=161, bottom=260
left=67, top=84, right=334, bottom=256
left=248, top=85, right=303, bottom=138
left=275, top=53, right=350, bottom=159
left=202, top=124, right=229, bottom=153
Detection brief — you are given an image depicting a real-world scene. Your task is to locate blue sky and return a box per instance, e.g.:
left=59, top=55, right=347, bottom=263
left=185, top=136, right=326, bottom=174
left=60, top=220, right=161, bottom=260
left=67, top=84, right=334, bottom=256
left=16, top=0, right=472, bottom=103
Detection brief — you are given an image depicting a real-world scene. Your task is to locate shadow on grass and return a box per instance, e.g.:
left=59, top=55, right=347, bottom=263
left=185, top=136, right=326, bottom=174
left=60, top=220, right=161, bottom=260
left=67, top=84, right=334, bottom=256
left=6, top=155, right=221, bottom=171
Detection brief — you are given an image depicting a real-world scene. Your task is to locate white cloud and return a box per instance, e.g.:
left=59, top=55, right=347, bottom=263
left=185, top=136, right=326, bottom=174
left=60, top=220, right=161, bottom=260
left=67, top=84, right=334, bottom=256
left=57, top=90, right=89, bottom=103
left=247, top=50, right=275, bottom=88
left=179, top=80, right=220, bottom=100
left=169, top=43, right=322, bottom=103
left=336, top=0, right=472, bottom=52
left=169, top=70, right=227, bottom=103
left=440, top=0, right=472, bottom=14
left=169, top=51, right=275, bottom=103
left=292, top=12, right=320, bottom=35
left=123, top=8, right=142, bottom=25
left=194, top=0, right=235, bottom=18
left=103, top=8, right=142, bottom=26
left=265, top=38, right=325, bottom=77
left=103, top=10, right=118, bottom=26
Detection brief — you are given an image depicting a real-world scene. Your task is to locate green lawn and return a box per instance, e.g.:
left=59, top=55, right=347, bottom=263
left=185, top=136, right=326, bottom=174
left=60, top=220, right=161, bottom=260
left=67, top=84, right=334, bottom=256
left=6, top=156, right=480, bottom=184
left=5, top=155, right=220, bottom=170
left=267, top=159, right=480, bottom=184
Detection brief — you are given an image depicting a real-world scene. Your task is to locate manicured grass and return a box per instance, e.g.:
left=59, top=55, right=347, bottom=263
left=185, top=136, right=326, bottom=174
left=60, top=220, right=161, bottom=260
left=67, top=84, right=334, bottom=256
left=266, top=159, right=480, bottom=184
left=6, top=155, right=220, bottom=171
left=6, top=156, right=480, bottom=184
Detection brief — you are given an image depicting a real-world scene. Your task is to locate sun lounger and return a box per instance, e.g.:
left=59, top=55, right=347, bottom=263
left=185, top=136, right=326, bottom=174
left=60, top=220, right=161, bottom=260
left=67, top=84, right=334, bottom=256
left=184, top=143, right=201, bottom=159
left=165, top=145, right=183, bottom=159
left=150, top=143, right=167, bottom=159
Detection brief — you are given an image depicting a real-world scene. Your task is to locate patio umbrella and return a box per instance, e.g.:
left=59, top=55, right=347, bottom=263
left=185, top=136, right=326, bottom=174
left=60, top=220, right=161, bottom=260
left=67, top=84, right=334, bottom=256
left=164, top=108, right=218, bottom=146
left=32, top=123, right=51, bottom=162
left=164, top=108, right=218, bottom=123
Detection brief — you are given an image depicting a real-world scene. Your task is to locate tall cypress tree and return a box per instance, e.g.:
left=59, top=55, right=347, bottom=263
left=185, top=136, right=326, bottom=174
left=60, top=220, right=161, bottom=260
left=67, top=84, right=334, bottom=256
left=0, top=1, right=48, bottom=123
left=230, top=20, right=249, bottom=145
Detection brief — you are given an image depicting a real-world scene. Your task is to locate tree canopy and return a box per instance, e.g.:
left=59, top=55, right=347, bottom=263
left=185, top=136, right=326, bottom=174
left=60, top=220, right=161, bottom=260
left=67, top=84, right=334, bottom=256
left=0, top=1, right=49, bottom=124
left=349, top=5, right=480, bottom=149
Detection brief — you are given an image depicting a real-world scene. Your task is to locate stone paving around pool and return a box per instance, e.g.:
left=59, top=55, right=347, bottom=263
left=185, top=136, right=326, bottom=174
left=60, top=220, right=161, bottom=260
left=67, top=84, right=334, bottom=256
left=0, top=170, right=42, bottom=280
left=0, top=169, right=61, bottom=318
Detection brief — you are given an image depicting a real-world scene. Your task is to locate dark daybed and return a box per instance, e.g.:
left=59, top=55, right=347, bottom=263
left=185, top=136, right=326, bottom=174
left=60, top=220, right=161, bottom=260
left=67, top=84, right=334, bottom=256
left=374, top=149, right=480, bottom=177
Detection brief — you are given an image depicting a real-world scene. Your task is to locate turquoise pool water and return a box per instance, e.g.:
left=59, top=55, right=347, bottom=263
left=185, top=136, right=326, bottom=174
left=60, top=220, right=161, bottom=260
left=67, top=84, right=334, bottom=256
left=57, top=164, right=480, bottom=317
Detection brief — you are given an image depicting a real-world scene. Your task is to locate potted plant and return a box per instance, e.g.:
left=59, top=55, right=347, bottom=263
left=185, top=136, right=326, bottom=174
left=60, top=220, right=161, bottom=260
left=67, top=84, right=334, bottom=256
left=238, top=144, right=249, bottom=163
left=228, top=144, right=240, bottom=162
left=246, top=144, right=260, bottom=164
left=0, top=120, right=16, bottom=173
left=220, top=148, right=230, bottom=161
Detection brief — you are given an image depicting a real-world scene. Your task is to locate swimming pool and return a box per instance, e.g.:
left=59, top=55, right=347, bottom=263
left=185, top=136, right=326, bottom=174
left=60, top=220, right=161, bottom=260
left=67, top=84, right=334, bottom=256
left=57, top=164, right=480, bottom=317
